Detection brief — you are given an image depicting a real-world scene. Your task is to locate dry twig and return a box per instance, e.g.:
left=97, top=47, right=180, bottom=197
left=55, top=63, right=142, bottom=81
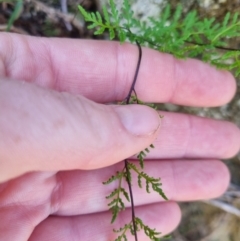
left=0, top=24, right=28, bottom=34
left=25, top=0, right=84, bottom=31
left=60, top=0, right=73, bottom=31
left=202, top=183, right=240, bottom=218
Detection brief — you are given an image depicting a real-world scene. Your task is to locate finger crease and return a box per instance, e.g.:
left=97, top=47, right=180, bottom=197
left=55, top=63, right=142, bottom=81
left=50, top=172, right=63, bottom=214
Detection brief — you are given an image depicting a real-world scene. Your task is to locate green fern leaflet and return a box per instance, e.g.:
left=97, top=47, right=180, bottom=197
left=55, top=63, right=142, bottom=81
left=79, top=0, right=240, bottom=76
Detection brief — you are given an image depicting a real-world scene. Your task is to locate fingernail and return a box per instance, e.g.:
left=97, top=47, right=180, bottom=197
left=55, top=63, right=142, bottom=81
left=113, top=105, right=161, bottom=136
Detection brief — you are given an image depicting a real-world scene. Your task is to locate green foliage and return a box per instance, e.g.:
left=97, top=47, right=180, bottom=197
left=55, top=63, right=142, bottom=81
left=128, top=162, right=168, bottom=200
left=114, top=218, right=163, bottom=241
left=135, top=217, right=161, bottom=241
left=137, top=150, right=146, bottom=169
left=79, top=0, right=240, bottom=76
left=102, top=148, right=167, bottom=239
left=106, top=186, right=130, bottom=222
left=113, top=222, right=132, bottom=241
left=78, top=3, right=116, bottom=39
left=137, top=143, right=154, bottom=169
left=103, top=170, right=130, bottom=223
left=103, top=171, right=123, bottom=184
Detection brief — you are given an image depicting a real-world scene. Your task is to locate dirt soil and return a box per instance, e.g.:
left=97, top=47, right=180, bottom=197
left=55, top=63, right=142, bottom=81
left=0, top=0, right=240, bottom=241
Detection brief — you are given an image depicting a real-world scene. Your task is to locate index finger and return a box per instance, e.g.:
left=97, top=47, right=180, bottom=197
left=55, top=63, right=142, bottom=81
left=0, top=33, right=236, bottom=106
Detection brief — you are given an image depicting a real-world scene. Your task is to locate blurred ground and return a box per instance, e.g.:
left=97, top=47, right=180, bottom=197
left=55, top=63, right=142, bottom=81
left=0, top=0, right=240, bottom=240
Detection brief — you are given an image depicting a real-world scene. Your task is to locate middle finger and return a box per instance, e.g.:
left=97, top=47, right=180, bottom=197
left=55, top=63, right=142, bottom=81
left=151, top=111, right=240, bottom=159
left=52, top=159, right=229, bottom=216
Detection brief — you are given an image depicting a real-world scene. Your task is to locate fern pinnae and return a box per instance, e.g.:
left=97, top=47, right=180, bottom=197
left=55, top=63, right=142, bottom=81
left=105, top=168, right=130, bottom=224
left=137, top=151, right=145, bottom=169
left=137, top=174, right=142, bottom=189
left=135, top=217, right=162, bottom=241
left=113, top=222, right=132, bottom=241
left=103, top=171, right=123, bottom=185
left=128, top=162, right=168, bottom=200
left=136, top=143, right=155, bottom=169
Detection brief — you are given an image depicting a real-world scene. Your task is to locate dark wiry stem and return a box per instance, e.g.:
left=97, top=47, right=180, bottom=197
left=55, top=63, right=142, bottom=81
left=126, top=41, right=142, bottom=104
left=185, top=40, right=240, bottom=51
left=124, top=41, right=142, bottom=241
left=125, top=159, right=138, bottom=241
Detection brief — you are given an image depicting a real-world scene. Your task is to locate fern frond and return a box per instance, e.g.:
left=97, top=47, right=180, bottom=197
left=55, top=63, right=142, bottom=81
left=103, top=171, right=123, bottom=184
left=137, top=143, right=154, bottom=169
left=79, top=1, right=240, bottom=76
left=113, top=217, right=163, bottom=241
left=122, top=0, right=133, bottom=29
left=128, top=162, right=168, bottom=200
left=121, top=187, right=130, bottom=202
left=137, top=151, right=146, bottom=169
left=104, top=168, right=130, bottom=223
left=135, top=217, right=162, bottom=241
left=113, top=222, right=132, bottom=241
left=78, top=4, right=118, bottom=39
left=107, top=187, right=130, bottom=201
left=108, top=196, right=125, bottom=223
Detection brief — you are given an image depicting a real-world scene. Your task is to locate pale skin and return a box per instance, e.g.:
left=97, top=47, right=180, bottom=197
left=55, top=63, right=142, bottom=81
left=0, top=33, right=240, bottom=241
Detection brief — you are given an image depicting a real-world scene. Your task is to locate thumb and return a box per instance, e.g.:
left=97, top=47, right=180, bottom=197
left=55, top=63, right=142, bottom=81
left=0, top=79, right=161, bottom=182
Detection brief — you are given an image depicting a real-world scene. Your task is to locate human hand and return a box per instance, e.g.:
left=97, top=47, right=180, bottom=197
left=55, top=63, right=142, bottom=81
left=0, top=33, right=239, bottom=241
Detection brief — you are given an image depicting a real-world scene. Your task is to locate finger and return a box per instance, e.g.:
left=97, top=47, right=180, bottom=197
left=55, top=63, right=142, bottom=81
left=149, top=112, right=240, bottom=159
left=50, top=160, right=229, bottom=216
left=0, top=172, right=180, bottom=240
left=0, top=79, right=160, bottom=181
left=1, top=78, right=239, bottom=182
left=0, top=33, right=236, bottom=106
left=29, top=202, right=181, bottom=241
left=0, top=173, right=57, bottom=241
left=0, top=160, right=228, bottom=217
